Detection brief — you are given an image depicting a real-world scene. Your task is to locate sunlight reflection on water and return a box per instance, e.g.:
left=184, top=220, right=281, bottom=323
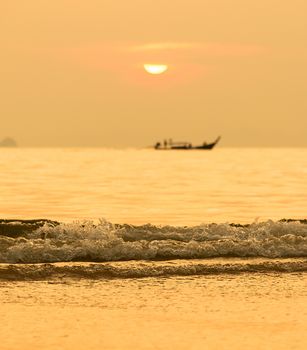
left=0, top=148, right=306, bottom=225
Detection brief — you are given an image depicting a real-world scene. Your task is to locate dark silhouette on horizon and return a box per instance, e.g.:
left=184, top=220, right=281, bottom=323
left=0, top=137, right=17, bottom=147
left=155, top=136, right=221, bottom=150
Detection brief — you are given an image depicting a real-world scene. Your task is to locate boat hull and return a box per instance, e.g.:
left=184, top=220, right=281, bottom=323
left=154, top=137, right=221, bottom=150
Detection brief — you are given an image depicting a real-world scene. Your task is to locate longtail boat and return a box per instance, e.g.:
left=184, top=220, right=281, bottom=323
left=154, top=136, right=221, bottom=150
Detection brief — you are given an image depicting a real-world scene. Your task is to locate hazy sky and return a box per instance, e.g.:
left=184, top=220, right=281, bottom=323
left=1, top=1, right=306, bottom=147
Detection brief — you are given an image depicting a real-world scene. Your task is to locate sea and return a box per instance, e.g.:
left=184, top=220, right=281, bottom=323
left=0, top=147, right=306, bottom=350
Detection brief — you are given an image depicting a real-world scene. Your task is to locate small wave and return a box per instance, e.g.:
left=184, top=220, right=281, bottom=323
left=0, top=259, right=306, bottom=281
left=0, top=219, right=59, bottom=238
left=0, top=219, right=307, bottom=263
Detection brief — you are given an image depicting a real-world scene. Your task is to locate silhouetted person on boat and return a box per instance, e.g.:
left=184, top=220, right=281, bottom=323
left=164, top=140, right=168, bottom=148
left=155, top=142, right=161, bottom=149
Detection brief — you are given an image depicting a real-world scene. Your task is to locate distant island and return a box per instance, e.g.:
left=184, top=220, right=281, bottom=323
left=0, top=137, right=17, bottom=147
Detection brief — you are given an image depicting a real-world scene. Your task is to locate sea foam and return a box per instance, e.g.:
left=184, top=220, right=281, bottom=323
left=0, top=219, right=306, bottom=264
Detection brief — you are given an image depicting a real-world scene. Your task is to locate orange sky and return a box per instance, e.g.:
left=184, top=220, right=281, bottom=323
left=1, top=0, right=306, bottom=147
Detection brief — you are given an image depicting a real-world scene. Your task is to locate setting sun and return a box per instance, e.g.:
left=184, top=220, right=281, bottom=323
left=144, top=64, right=168, bottom=75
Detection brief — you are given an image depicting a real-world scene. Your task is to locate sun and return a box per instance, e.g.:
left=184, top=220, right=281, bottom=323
left=144, top=64, right=168, bottom=75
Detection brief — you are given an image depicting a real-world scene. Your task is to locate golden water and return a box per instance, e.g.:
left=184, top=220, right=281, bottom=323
left=1, top=273, right=306, bottom=350
left=0, top=148, right=306, bottom=224
left=0, top=147, right=306, bottom=349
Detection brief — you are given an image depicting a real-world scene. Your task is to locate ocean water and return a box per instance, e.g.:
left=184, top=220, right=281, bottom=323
left=0, top=148, right=306, bottom=349
left=1, top=147, right=307, bottom=224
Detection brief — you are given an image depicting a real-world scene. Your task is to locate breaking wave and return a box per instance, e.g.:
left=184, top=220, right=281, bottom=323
left=0, top=219, right=307, bottom=264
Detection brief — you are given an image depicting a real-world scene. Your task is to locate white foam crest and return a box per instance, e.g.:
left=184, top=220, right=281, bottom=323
left=0, top=219, right=307, bottom=263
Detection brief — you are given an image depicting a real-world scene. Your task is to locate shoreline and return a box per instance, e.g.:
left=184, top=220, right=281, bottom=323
left=1, top=258, right=307, bottom=281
